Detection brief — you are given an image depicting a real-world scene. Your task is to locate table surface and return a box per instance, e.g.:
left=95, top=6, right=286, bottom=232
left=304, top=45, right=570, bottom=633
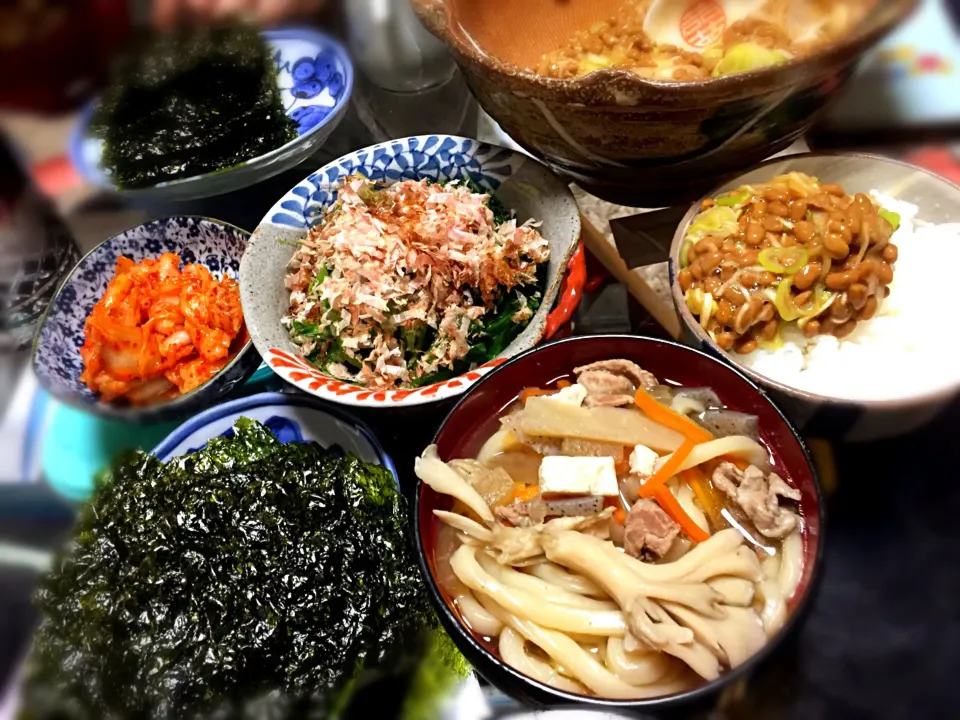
left=2, top=71, right=959, bottom=720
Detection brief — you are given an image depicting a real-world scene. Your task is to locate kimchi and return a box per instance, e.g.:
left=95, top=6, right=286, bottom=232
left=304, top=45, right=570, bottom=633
left=79, top=253, right=245, bottom=405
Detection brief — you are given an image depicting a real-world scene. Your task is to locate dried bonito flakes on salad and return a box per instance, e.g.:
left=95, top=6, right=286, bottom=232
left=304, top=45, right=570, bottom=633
left=80, top=253, right=246, bottom=405
left=284, top=175, right=550, bottom=389
left=679, top=172, right=900, bottom=355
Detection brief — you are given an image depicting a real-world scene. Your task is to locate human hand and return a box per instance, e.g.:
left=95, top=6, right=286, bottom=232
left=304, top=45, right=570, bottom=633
left=152, top=0, right=327, bottom=29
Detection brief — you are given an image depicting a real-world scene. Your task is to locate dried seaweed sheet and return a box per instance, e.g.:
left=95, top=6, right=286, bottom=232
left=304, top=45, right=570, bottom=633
left=20, top=419, right=431, bottom=719
left=93, top=22, right=296, bottom=189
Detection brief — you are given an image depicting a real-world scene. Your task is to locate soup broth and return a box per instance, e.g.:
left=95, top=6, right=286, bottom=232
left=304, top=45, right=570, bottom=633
left=416, top=358, right=806, bottom=698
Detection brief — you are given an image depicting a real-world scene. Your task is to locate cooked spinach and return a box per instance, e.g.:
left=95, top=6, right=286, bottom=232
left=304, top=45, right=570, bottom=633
left=93, top=22, right=296, bottom=189
left=21, top=419, right=432, bottom=719
left=408, top=283, right=542, bottom=388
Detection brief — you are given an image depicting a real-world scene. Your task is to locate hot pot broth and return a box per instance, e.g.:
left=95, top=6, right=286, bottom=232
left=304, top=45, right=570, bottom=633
left=535, top=0, right=876, bottom=81
left=416, top=359, right=805, bottom=699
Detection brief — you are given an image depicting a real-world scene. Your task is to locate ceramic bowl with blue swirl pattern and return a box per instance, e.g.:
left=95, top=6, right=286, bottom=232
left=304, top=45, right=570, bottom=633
left=151, top=392, right=398, bottom=486
left=32, top=217, right=261, bottom=423
left=240, top=135, right=583, bottom=408
left=69, top=29, right=353, bottom=202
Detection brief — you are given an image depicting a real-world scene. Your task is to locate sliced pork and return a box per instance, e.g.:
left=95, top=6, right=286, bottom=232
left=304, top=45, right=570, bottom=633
left=574, top=359, right=660, bottom=408
left=711, top=462, right=801, bottom=539
left=623, top=499, right=680, bottom=561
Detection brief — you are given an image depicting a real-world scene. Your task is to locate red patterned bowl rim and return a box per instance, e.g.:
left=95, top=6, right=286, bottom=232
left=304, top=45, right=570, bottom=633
left=264, top=243, right=587, bottom=408
left=265, top=349, right=507, bottom=407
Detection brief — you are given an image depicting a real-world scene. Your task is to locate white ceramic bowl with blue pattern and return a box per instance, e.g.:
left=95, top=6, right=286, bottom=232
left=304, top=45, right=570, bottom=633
left=151, top=391, right=398, bottom=485
left=239, top=135, right=583, bottom=408
left=69, top=29, right=353, bottom=202
left=32, top=217, right=262, bottom=423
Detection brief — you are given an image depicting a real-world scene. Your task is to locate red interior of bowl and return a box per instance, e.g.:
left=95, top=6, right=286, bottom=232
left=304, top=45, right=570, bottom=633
left=419, top=336, right=822, bottom=641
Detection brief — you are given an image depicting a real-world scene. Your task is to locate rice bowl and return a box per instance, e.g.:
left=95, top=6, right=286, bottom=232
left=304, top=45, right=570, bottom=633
left=737, top=192, right=960, bottom=402
left=670, top=153, right=960, bottom=441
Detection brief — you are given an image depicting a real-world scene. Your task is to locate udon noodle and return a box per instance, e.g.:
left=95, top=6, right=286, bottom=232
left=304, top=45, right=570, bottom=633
left=416, top=358, right=805, bottom=698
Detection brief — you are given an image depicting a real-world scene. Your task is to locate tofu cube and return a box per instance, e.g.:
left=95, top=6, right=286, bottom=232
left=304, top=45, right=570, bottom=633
left=538, top=456, right=619, bottom=497
left=542, top=383, right=588, bottom=407
left=629, top=444, right=659, bottom=477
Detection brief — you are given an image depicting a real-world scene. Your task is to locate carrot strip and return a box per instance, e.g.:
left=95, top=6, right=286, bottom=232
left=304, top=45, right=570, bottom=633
left=639, top=438, right=696, bottom=499
left=653, top=486, right=710, bottom=543
left=633, top=388, right=714, bottom=444
left=556, top=379, right=572, bottom=389
left=682, top=467, right=727, bottom=531
left=612, top=507, right=627, bottom=526
left=514, top=484, right=540, bottom=502
left=521, top=388, right=553, bottom=402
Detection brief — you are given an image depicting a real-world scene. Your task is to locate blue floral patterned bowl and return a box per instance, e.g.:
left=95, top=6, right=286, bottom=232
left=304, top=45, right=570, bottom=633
left=68, top=28, right=353, bottom=202
left=31, top=217, right=261, bottom=423
left=151, top=392, right=398, bottom=487
left=239, top=135, right=584, bottom=408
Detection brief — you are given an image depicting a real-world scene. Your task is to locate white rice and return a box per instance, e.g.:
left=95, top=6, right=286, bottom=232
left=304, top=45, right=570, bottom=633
left=735, top=192, right=960, bottom=402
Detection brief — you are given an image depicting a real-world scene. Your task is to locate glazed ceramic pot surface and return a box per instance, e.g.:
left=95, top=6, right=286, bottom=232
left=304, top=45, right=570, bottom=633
left=412, top=0, right=916, bottom=206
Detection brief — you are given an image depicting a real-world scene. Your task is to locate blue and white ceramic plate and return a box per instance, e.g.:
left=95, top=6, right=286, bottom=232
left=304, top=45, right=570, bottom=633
left=32, top=216, right=261, bottom=423
left=69, top=28, right=353, bottom=202
left=151, top=392, right=398, bottom=486
left=239, top=135, right=582, bottom=408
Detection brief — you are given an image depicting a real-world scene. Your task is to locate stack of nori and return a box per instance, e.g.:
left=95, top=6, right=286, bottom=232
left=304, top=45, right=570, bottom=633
left=92, top=23, right=297, bottom=189
left=19, top=419, right=434, bottom=719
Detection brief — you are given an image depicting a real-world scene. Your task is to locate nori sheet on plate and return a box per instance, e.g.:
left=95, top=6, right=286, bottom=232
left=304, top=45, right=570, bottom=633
left=18, top=418, right=444, bottom=719
left=92, top=22, right=297, bottom=189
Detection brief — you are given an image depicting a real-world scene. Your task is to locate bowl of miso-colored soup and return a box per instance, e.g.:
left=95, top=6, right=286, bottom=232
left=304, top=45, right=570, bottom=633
left=413, top=335, right=824, bottom=711
left=411, top=0, right=916, bottom=206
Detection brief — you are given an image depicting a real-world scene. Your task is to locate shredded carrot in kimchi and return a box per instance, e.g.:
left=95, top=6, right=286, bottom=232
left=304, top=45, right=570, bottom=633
left=79, top=253, right=245, bottom=405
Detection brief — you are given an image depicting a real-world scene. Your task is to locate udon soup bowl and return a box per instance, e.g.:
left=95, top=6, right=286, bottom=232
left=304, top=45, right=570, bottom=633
left=669, top=152, right=960, bottom=442
left=411, top=0, right=916, bottom=207
left=414, top=335, right=824, bottom=712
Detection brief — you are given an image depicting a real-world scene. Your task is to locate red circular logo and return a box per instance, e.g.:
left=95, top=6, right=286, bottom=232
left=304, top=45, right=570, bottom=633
left=680, top=0, right=727, bottom=48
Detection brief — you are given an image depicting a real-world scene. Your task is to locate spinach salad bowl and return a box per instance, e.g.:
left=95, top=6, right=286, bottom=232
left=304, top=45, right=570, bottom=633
left=240, top=135, right=586, bottom=408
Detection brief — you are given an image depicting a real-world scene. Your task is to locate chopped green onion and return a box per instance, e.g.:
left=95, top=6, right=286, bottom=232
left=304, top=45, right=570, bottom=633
left=879, top=209, right=901, bottom=231
left=686, top=205, right=740, bottom=243
left=759, top=247, right=809, bottom=275
left=775, top=279, right=830, bottom=322
left=715, top=189, right=750, bottom=207
left=712, top=43, right=790, bottom=77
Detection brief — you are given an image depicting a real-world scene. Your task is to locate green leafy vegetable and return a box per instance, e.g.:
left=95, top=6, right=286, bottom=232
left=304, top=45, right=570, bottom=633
left=712, top=42, right=790, bottom=77
left=308, top=264, right=329, bottom=295
left=715, top=189, right=749, bottom=207
left=879, top=208, right=901, bottom=231
left=464, top=178, right=511, bottom=225
left=21, top=419, right=432, bottom=719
